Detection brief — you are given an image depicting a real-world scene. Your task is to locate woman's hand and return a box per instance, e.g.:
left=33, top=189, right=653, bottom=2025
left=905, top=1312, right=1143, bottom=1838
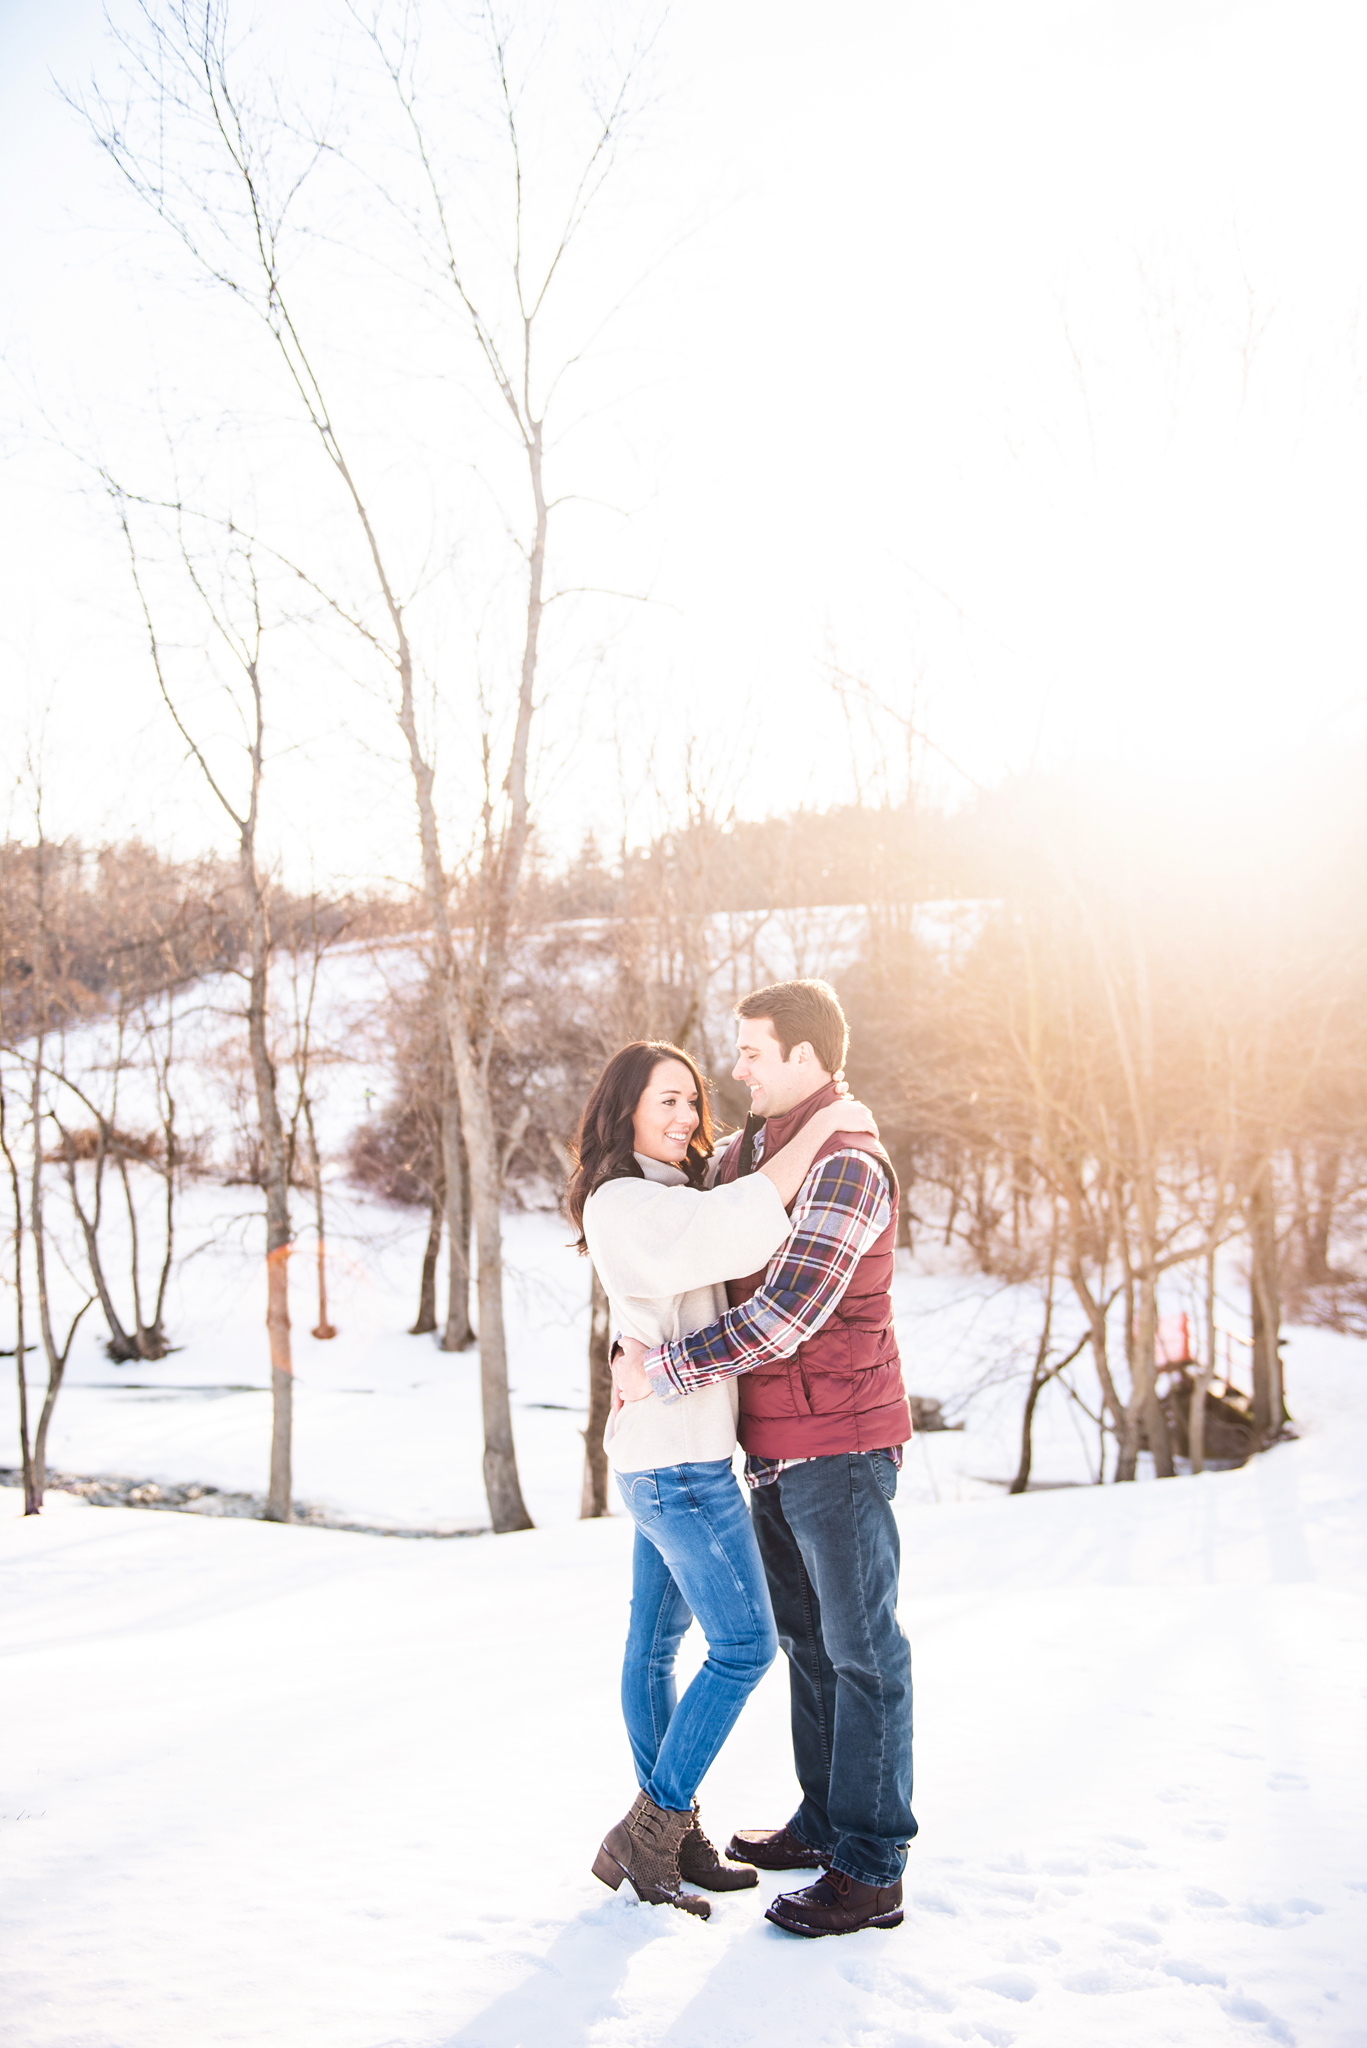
left=612, top=1336, right=654, bottom=1403
left=814, top=1098, right=879, bottom=1145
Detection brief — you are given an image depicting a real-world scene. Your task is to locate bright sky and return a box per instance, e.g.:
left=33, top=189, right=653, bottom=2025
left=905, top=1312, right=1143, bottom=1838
left=2, top=0, right=1364, bottom=884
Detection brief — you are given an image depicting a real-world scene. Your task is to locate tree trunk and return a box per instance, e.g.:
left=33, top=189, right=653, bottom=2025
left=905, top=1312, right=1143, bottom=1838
left=943, top=1155, right=961, bottom=1247
left=150, top=1007, right=178, bottom=1346
left=881, top=1137, right=915, bottom=1251
left=1062, top=1190, right=1133, bottom=1480
left=581, top=1265, right=613, bottom=1518
left=440, top=1055, right=474, bottom=1352
left=303, top=1097, right=336, bottom=1339
left=59, top=1122, right=139, bottom=1362
left=1010, top=1362, right=1045, bottom=1496
left=0, top=1078, right=37, bottom=1515
left=1115, top=1259, right=1139, bottom=1482
left=460, top=1062, right=533, bottom=1532
left=389, top=312, right=552, bottom=1536
left=114, top=1150, right=167, bottom=1359
left=396, top=667, right=534, bottom=1531
left=1011, top=1208, right=1057, bottom=1494
left=29, top=1031, right=92, bottom=1504
left=241, top=798, right=295, bottom=1524
left=29, top=1037, right=55, bottom=1503
left=411, top=1188, right=442, bottom=1336
left=265, top=1241, right=292, bottom=1519
left=1127, top=1257, right=1174, bottom=1479
left=1247, top=1162, right=1284, bottom=1438
left=1190, top=1237, right=1217, bottom=1474
left=1305, top=1145, right=1339, bottom=1284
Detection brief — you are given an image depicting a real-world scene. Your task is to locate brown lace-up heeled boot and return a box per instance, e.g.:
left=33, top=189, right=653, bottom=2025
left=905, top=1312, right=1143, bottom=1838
left=592, top=1791, right=711, bottom=1918
left=677, top=1803, right=758, bottom=1891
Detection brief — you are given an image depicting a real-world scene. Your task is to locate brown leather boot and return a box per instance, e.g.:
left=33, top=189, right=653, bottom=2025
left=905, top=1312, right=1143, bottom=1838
left=592, top=1792, right=711, bottom=1918
left=726, top=1824, right=829, bottom=1872
left=678, top=1803, right=758, bottom=1891
left=765, top=1866, right=904, bottom=1937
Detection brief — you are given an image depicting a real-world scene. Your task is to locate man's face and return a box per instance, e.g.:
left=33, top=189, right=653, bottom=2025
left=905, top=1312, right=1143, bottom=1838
left=733, top=1015, right=819, bottom=1119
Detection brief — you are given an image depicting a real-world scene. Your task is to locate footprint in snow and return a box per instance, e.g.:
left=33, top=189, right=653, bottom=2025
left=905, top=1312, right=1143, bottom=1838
left=1098, top=1835, right=1155, bottom=1867
left=838, top=1958, right=953, bottom=2011
left=1063, top=1965, right=1156, bottom=1996
left=1108, top=1922, right=1162, bottom=1946
left=972, top=1970, right=1037, bottom=2002
left=1241, top=1897, right=1324, bottom=1926
left=1162, top=1958, right=1226, bottom=1987
left=1223, top=1994, right=1295, bottom=2045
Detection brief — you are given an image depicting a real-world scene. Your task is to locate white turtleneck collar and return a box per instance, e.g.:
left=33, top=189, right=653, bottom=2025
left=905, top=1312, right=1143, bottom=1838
left=634, top=1150, right=689, bottom=1186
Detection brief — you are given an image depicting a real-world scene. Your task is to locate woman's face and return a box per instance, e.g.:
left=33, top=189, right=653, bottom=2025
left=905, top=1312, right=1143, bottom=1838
left=631, top=1059, right=701, bottom=1166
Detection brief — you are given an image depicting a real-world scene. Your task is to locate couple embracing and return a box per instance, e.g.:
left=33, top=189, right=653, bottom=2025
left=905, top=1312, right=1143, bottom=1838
left=566, top=978, right=916, bottom=1939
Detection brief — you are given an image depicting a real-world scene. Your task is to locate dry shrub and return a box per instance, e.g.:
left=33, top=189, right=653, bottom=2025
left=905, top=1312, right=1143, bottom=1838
left=45, top=1125, right=163, bottom=1165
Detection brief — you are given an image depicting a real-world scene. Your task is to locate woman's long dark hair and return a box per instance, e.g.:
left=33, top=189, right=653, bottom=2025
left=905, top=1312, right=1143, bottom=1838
left=566, top=1041, right=715, bottom=1253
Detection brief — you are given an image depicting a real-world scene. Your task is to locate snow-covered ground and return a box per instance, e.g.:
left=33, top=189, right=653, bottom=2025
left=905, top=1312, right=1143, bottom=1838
left=5, top=942, right=1364, bottom=2041
left=4, top=1323, right=1364, bottom=2047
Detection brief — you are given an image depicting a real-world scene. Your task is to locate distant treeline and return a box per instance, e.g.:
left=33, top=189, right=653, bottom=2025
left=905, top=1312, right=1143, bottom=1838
left=0, top=837, right=415, bottom=1037
left=534, top=796, right=1006, bottom=922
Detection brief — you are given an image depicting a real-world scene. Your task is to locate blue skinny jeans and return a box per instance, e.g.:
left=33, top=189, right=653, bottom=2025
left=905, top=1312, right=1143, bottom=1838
left=615, top=1459, right=778, bottom=1813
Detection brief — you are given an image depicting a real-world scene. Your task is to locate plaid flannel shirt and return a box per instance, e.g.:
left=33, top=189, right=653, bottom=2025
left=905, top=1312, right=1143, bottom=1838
left=643, top=1143, right=893, bottom=1424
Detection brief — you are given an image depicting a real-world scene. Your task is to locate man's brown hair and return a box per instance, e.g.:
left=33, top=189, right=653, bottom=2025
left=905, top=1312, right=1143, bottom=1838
left=735, top=979, right=849, bottom=1077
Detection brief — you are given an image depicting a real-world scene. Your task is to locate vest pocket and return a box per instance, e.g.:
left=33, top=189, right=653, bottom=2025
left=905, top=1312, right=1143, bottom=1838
left=794, top=1326, right=859, bottom=1416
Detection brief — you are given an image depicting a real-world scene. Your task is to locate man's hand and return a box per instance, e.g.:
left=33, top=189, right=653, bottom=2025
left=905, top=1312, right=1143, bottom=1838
left=612, top=1335, right=653, bottom=1403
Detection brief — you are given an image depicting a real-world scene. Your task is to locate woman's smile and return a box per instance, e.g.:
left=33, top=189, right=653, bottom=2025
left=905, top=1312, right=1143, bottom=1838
left=631, top=1059, right=701, bottom=1165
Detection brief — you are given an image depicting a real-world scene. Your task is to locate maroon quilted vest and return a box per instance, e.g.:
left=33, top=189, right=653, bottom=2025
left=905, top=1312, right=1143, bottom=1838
left=715, top=1080, right=912, bottom=1458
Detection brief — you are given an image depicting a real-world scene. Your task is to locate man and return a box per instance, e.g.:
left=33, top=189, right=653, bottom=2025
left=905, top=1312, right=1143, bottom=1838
left=617, top=978, right=915, bottom=1938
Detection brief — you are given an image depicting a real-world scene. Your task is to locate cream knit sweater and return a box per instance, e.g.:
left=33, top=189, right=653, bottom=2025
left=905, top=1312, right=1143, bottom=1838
left=582, top=1153, right=791, bottom=1473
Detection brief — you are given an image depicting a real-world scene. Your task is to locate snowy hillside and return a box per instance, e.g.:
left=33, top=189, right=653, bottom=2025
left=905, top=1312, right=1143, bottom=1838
left=7, top=912, right=1100, bottom=1533
left=4, top=1326, right=1363, bottom=2047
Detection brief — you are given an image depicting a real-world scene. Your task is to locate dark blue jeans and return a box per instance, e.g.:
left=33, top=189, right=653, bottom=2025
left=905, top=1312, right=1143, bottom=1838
left=616, top=1460, right=779, bottom=1812
left=750, top=1449, right=916, bottom=1887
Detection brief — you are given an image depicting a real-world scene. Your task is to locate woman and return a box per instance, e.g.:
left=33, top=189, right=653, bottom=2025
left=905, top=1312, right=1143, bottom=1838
left=566, top=1039, right=877, bottom=1918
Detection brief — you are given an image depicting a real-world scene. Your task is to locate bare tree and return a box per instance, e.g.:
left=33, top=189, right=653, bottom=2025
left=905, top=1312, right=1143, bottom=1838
left=11, top=819, right=97, bottom=1509
left=77, top=0, right=661, bottom=1530
left=47, top=985, right=181, bottom=1364
left=120, top=519, right=297, bottom=1521
left=374, top=13, right=658, bottom=1529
